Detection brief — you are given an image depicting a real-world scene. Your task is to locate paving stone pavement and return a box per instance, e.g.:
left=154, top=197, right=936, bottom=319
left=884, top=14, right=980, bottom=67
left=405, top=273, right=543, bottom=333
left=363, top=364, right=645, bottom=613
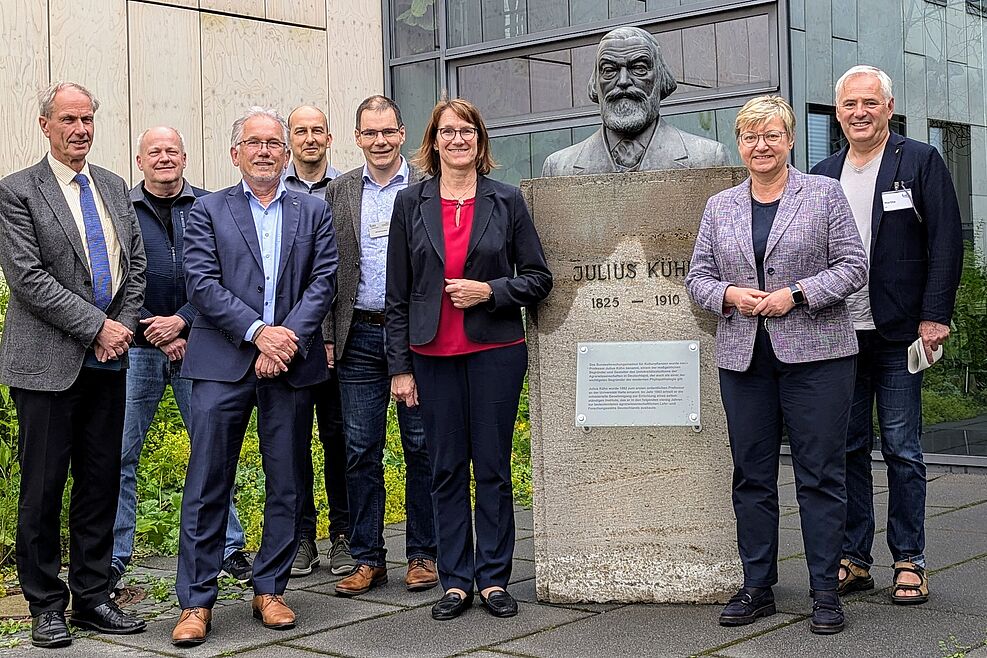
left=2, top=465, right=986, bottom=657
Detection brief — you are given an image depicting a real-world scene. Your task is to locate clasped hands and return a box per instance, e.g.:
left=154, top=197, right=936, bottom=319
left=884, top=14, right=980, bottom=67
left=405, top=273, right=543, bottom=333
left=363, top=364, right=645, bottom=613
left=140, top=315, right=187, bottom=361
left=94, top=318, right=134, bottom=362
left=254, top=325, right=299, bottom=378
left=444, top=278, right=492, bottom=309
left=724, top=286, right=795, bottom=318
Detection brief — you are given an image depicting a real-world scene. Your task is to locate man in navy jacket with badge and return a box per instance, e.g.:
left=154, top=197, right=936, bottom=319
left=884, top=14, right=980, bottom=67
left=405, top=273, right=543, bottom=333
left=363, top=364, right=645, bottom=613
left=812, top=65, right=962, bottom=607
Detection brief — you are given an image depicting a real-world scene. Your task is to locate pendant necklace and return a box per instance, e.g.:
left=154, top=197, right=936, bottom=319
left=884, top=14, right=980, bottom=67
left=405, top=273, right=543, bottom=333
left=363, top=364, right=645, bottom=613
left=441, top=179, right=476, bottom=227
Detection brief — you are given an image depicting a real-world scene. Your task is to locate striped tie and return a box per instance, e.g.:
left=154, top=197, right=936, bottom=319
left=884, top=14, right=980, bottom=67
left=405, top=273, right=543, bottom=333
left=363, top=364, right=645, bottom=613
left=73, top=174, right=113, bottom=310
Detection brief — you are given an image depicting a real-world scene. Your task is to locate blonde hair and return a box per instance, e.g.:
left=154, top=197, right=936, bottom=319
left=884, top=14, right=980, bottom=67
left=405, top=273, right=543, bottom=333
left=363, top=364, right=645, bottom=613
left=734, top=95, right=796, bottom=140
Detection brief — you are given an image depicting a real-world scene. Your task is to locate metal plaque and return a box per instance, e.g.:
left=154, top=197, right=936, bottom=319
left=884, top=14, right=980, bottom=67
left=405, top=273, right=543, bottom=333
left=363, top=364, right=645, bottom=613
left=575, top=341, right=701, bottom=428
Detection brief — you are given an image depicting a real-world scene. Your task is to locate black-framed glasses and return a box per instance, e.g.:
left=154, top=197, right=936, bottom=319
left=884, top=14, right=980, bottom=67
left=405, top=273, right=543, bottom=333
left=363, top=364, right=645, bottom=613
left=738, top=130, right=788, bottom=147
left=438, top=127, right=477, bottom=141
left=237, top=139, right=286, bottom=153
left=358, top=128, right=402, bottom=140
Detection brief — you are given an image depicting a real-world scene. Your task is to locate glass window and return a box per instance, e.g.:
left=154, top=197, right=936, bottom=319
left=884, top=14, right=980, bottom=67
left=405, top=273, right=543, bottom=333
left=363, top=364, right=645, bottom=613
left=805, top=105, right=908, bottom=169
left=929, top=120, right=973, bottom=240
left=392, top=0, right=438, bottom=58
left=392, top=60, right=440, bottom=158
left=455, top=14, right=773, bottom=124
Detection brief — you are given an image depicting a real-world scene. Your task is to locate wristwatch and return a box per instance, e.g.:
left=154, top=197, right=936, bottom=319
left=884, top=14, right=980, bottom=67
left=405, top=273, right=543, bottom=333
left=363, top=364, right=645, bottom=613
left=789, top=284, right=805, bottom=306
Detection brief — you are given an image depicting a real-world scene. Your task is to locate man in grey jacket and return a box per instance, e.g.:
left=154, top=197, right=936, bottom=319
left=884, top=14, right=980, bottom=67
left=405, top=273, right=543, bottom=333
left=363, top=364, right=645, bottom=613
left=0, top=82, right=147, bottom=648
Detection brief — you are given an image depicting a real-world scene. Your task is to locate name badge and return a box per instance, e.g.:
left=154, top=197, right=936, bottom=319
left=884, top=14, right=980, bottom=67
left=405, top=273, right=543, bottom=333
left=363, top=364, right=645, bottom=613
left=882, top=189, right=913, bottom=212
left=369, top=221, right=390, bottom=239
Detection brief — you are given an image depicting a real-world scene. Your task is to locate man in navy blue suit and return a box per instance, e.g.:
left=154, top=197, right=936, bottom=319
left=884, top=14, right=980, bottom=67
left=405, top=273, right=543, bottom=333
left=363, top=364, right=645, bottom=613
left=812, top=66, right=962, bottom=607
left=172, top=107, right=338, bottom=645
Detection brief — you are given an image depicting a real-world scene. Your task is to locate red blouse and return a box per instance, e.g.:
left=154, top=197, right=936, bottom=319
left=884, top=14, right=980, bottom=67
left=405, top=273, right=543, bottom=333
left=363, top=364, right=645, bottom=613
left=411, top=197, right=524, bottom=357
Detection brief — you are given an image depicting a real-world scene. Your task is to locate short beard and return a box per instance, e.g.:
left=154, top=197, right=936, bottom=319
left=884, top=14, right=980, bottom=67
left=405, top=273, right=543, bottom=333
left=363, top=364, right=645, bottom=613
left=601, top=92, right=661, bottom=136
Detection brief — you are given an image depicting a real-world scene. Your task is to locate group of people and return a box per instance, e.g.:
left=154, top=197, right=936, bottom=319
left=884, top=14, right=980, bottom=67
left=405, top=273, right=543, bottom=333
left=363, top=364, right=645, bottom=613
left=687, top=65, right=962, bottom=635
left=0, top=40, right=960, bottom=651
left=0, top=83, right=551, bottom=649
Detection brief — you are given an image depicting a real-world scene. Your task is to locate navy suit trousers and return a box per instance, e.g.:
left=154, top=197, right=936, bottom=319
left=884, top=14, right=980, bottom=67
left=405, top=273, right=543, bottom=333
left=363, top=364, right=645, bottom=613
left=412, top=342, right=527, bottom=593
left=718, top=326, right=855, bottom=592
left=176, top=376, right=314, bottom=608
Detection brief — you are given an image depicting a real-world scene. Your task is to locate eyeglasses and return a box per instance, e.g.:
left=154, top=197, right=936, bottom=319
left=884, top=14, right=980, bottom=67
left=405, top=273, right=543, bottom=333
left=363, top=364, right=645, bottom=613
left=438, top=127, right=477, bottom=141
left=738, top=130, right=788, bottom=147
left=237, top=139, right=286, bottom=153
left=358, top=128, right=402, bottom=140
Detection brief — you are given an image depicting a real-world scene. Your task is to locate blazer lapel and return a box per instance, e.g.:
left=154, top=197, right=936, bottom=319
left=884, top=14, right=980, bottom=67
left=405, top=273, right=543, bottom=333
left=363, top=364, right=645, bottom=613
left=640, top=121, right=689, bottom=170
left=870, top=133, right=905, bottom=251
left=347, top=174, right=364, bottom=245
left=277, top=193, right=300, bottom=282
left=226, top=188, right=264, bottom=270
left=420, top=177, right=444, bottom=262
left=764, top=166, right=804, bottom=260
left=573, top=130, right=616, bottom=174
left=35, top=161, right=89, bottom=270
left=732, top=181, right=757, bottom=272
left=466, top=176, right=495, bottom=261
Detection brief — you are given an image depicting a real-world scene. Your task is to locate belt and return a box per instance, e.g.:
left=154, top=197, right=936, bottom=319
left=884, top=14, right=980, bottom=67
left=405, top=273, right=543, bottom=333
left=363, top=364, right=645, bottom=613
left=353, top=309, right=386, bottom=326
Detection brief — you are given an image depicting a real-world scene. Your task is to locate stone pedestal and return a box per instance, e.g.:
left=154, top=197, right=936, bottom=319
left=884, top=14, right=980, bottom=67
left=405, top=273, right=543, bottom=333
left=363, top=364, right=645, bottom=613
left=522, top=168, right=748, bottom=604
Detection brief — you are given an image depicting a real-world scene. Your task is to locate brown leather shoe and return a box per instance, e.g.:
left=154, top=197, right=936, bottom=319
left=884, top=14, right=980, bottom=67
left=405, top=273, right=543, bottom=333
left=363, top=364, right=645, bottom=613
left=251, top=594, right=296, bottom=630
left=171, top=607, right=211, bottom=646
left=335, top=564, right=388, bottom=597
left=405, top=557, right=439, bottom=592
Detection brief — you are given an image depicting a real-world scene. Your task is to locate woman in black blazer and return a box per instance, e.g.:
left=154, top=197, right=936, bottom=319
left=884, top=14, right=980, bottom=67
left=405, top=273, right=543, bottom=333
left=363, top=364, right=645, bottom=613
left=385, top=98, right=552, bottom=621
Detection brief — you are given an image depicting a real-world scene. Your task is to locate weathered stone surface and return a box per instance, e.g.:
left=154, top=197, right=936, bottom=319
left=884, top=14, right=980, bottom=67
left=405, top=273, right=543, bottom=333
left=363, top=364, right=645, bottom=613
left=522, top=168, right=748, bottom=604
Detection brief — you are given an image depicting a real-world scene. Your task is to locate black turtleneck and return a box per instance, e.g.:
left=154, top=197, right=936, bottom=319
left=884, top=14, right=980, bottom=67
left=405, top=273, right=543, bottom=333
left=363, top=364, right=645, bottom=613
left=142, top=184, right=181, bottom=237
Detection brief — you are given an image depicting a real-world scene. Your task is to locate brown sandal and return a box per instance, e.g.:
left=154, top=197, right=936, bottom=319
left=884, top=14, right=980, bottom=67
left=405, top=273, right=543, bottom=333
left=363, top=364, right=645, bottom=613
left=837, top=557, right=874, bottom=596
left=891, top=560, right=929, bottom=605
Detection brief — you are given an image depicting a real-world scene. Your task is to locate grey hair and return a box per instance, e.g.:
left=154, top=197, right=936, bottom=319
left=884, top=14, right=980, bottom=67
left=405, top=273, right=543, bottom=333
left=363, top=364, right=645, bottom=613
left=835, top=65, right=894, bottom=101
left=230, top=106, right=289, bottom=148
left=588, top=26, right=677, bottom=104
left=137, top=126, right=187, bottom=153
left=39, top=82, right=100, bottom=118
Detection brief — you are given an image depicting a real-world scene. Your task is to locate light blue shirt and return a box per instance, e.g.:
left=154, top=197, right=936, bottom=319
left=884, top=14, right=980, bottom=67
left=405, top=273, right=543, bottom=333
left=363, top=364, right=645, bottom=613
left=243, top=180, right=287, bottom=342
left=356, top=157, right=409, bottom=311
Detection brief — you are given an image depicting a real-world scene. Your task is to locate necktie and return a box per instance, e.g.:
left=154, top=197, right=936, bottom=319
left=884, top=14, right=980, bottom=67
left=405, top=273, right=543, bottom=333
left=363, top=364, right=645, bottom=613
left=73, top=174, right=113, bottom=310
left=611, top=138, right=646, bottom=170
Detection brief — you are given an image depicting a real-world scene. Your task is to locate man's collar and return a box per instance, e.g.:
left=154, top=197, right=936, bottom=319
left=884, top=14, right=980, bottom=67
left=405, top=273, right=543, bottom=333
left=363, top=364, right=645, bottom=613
left=47, top=152, right=91, bottom=185
left=242, top=179, right=288, bottom=203
left=285, top=160, right=328, bottom=184
left=131, top=179, right=195, bottom=204
left=362, top=156, right=409, bottom=187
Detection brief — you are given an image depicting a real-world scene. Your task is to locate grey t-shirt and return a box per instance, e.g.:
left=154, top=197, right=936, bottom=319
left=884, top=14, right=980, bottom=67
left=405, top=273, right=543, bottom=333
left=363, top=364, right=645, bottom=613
left=839, top=152, right=883, bottom=330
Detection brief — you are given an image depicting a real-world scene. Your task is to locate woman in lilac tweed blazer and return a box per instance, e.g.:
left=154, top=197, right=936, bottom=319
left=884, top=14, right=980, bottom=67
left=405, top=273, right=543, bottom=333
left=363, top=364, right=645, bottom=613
left=685, top=96, right=867, bottom=636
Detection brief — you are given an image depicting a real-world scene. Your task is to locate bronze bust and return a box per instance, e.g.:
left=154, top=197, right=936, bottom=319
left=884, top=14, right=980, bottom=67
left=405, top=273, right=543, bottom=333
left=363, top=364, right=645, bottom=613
left=541, top=26, right=731, bottom=177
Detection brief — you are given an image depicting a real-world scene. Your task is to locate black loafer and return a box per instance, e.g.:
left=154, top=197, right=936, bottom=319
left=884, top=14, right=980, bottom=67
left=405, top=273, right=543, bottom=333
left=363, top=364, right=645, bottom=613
left=719, top=587, right=776, bottom=626
left=70, top=601, right=146, bottom=635
left=32, top=611, right=72, bottom=648
left=809, top=590, right=845, bottom=635
left=480, top=589, right=518, bottom=618
left=431, top=591, right=473, bottom=621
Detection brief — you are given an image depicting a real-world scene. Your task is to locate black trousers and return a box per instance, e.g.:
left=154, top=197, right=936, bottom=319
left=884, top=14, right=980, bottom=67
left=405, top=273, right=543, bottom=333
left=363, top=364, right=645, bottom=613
left=412, top=342, right=527, bottom=593
left=299, top=370, right=350, bottom=541
left=176, top=376, right=314, bottom=608
left=12, top=368, right=126, bottom=615
left=718, top=327, right=854, bottom=592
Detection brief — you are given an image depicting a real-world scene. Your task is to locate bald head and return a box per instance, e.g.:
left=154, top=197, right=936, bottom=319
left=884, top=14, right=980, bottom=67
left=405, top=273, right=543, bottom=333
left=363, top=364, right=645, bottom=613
left=136, top=126, right=188, bottom=195
left=288, top=105, right=332, bottom=168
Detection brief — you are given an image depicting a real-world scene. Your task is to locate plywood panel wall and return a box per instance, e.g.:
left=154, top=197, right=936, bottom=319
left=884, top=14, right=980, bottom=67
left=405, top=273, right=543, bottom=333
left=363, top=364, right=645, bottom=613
left=200, top=13, right=329, bottom=189
left=267, top=0, right=327, bottom=28
left=201, top=0, right=265, bottom=19
left=49, top=0, right=131, bottom=179
left=0, top=0, right=49, bottom=178
left=326, top=0, right=385, bottom=172
left=128, top=2, right=205, bottom=187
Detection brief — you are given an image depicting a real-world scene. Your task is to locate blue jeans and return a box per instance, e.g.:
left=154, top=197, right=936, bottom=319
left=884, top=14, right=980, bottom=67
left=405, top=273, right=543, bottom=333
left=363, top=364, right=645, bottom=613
left=113, top=347, right=245, bottom=574
left=336, top=322, right=436, bottom=567
left=845, top=330, right=926, bottom=570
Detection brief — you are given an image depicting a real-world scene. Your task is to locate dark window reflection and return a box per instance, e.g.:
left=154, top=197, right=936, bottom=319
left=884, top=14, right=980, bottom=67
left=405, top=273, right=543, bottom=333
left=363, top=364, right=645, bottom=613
left=392, top=60, right=439, bottom=158
left=457, top=15, right=772, bottom=122
left=392, top=0, right=438, bottom=58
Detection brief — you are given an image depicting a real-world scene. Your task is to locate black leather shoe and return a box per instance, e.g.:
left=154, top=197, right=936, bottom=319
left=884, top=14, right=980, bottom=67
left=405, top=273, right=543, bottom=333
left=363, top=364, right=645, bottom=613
left=70, top=601, right=146, bottom=635
left=809, top=590, right=845, bottom=635
left=719, top=587, right=776, bottom=626
left=32, top=611, right=72, bottom=648
left=431, top=591, right=473, bottom=621
left=480, top=589, right=518, bottom=618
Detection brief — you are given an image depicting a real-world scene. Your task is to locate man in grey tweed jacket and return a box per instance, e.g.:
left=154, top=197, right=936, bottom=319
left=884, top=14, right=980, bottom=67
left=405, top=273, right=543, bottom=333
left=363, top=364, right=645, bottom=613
left=0, top=82, right=147, bottom=648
